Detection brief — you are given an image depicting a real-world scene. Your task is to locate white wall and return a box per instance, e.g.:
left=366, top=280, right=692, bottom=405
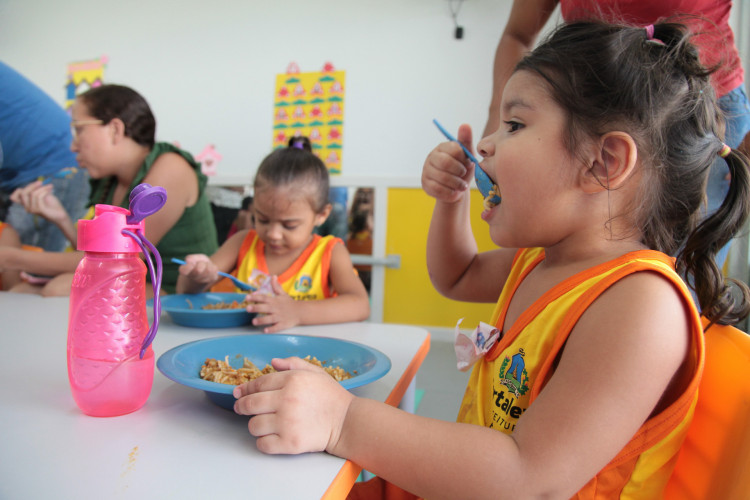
left=2, top=0, right=746, bottom=186
left=0, top=0, right=514, bottom=183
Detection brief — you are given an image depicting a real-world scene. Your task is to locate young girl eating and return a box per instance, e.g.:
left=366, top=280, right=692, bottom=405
left=175, top=137, right=370, bottom=333
left=230, top=20, right=750, bottom=498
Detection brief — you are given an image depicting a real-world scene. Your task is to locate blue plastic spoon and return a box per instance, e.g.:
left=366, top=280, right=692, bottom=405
left=433, top=119, right=501, bottom=206
left=171, top=258, right=255, bottom=292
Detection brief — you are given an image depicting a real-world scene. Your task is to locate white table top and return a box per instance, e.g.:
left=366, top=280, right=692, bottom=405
left=0, top=292, right=430, bottom=499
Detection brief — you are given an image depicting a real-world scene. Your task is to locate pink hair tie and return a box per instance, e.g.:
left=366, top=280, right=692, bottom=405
left=644, top=24, right=665, bottom=45
left=719, top=143, right=731, bottom=158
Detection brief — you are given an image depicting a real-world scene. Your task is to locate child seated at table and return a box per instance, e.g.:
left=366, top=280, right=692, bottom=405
left=231, top=20, right=750, bottom=498
left=176, top=136, right=370, bottom=333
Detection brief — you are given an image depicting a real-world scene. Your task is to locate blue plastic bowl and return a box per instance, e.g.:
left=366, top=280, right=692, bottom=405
left=157, top=334, right=391, bottom=409
left=151, top=293, right=255, bottom=328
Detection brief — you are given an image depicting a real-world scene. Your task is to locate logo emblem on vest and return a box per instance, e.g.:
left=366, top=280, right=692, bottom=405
left=497, top=348, right=529, bottom=398
left=295, top=275, right=312, bottom=293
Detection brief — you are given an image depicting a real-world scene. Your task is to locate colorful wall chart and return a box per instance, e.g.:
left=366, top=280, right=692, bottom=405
left=272, top=62, right=345, bottom=174
left=64, top=55, right=108, bottom=111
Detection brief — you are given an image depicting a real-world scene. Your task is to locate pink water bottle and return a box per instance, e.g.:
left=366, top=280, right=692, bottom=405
left=67, top=184, right=166, bottom=417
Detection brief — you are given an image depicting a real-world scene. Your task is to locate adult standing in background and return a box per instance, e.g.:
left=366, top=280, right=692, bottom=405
left=483, top=0, right=750, bottom=270
left=0, top=61, right=90, bottom=252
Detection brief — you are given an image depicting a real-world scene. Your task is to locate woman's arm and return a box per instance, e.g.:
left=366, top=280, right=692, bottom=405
left=483, top=0, right=559, bottom=138
left=139, top=152, right=199, bottom=244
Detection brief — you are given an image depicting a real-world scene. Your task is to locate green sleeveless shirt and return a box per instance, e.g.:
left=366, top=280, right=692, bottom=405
left=88, top=142, right=218, bottom=293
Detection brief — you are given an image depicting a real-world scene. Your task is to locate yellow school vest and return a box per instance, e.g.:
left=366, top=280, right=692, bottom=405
left=235, top=230, right=340, bottom=300
left=457, top=247, right=704, bottom=499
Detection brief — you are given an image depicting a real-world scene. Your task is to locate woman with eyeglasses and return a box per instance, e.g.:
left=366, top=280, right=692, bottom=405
left=1, top=84, right=218, bottom=295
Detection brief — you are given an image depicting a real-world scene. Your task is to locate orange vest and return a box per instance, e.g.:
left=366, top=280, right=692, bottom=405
left=234, top=230, right=340, bottom=300
left=458, top=247, right=705, bottom=498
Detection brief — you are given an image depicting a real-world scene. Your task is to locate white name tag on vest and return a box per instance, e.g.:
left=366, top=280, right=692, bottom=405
left=454, top=318, right=501, bottom=372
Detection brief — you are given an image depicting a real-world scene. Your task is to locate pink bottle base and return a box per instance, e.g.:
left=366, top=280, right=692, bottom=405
left=69, top=348, right=154, bottom=417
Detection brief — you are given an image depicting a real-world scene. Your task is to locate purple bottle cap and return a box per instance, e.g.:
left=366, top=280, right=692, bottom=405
left=128, top=184, right=151, bottom=204
left=127, top=184, right=167, bottom=224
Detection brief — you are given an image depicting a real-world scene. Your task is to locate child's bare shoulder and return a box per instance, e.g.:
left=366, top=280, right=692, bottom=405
left=574, top=270, right=691, bottom=359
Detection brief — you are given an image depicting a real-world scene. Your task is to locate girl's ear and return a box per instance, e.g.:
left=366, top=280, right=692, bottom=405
left=582, top=132, right=638, bottom=193
left=314, top=203, right=333, bottom=227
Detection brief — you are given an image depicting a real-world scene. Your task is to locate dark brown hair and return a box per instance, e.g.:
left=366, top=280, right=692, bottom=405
left=78, top=84, right=156, bottom=149
left=517, top=20, right=750, bottom=325
left=253, top=136, right=329, bottom=213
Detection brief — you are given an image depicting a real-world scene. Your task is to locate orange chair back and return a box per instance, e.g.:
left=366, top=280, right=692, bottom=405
left=664, top=320, right=750, bottom=499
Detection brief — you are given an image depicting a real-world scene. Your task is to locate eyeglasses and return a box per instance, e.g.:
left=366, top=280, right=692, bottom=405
left=70, top=119, right=103, bottom=138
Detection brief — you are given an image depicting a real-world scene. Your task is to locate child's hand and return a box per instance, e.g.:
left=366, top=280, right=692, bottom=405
left=233, top=356, right=354, bottom=455
left=247, top=276, right=299, bottom=333
left=177, top=254, right=219, bottom=287
left=10, top=181, right=68, bottom=225
left=421, top=124, right=476, bottom=204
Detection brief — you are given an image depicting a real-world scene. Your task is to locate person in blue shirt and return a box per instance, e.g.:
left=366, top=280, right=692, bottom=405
left=0, top=61, right=89, bottom=252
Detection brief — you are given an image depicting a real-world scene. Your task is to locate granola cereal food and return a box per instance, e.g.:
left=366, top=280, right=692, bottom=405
left=483, top=184, right=501, bottom=210
left=199, top=355, right=352, bottom=385
left=201, top=299, right=253, bottom=310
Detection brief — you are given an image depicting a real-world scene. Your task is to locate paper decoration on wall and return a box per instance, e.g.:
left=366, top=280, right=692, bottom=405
left=65, top=55, right=108, bottom=111
left=195, top=144, right=223, bottom=176
left=273, top=61, right=345, bottom=175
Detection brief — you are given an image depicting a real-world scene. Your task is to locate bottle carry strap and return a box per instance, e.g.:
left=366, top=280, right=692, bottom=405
left=122, top=229, right=162, bottom=358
